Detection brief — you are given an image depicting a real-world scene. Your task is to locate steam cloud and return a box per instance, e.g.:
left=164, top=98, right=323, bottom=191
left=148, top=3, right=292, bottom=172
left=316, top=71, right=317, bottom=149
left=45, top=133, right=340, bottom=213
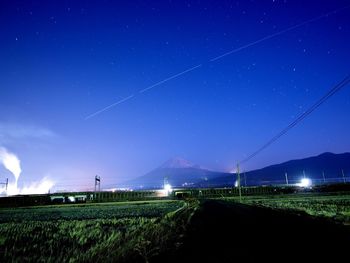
left=0, top=146, right=54, bottom=196
left=0, top=147, right=21, bottom=189
left=19, top=177, right=55, bottom=195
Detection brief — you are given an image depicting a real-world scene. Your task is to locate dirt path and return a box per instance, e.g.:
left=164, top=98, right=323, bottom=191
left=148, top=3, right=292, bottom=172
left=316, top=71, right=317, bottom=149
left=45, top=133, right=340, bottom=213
left=169, top=199, right=350, bottom=262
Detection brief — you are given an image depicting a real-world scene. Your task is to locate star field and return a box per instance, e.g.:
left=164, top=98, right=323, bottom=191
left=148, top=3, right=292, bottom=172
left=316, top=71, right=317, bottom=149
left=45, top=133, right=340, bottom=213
left=0, top=0, right=350, bottom=190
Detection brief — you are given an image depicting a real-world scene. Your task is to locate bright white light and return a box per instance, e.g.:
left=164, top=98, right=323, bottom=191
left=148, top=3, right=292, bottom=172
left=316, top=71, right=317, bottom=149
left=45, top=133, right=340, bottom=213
left=298, top=178, right=312, bottom=187
left=234, top=180, right=239, bottom=187
left=164, top=184, right=172, bottom=193
left=156, top=184, right=173, bottom=197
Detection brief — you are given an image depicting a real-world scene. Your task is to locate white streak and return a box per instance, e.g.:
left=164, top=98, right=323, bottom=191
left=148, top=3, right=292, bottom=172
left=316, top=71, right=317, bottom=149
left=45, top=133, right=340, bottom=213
left=85, top=94, right=135, bottom=120
left=210, top=5, right=350, bottom=62
left=139, top=64, right=202, bottom=93
left=85, top=64, right=202, bottom=119
left=85, top=5, right=350, bottom=119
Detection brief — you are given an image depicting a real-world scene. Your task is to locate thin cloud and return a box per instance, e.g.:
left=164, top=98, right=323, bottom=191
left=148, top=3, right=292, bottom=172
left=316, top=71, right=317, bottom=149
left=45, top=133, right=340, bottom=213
left=0, top=123, right=57, bottom=143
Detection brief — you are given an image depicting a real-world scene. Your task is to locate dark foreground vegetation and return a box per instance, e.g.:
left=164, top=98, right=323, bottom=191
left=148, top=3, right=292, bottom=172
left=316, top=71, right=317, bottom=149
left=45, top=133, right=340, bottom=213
left=0, top=196, right=349, bottom=262
left=0, top=200, right=191, bottom=263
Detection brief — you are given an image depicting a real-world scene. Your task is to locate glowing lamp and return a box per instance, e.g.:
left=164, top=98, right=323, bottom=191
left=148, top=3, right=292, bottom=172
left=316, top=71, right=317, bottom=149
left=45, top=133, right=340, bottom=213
left=299, top=178, right=312, bottom=187
left=164, top=184, right=172, bottom=193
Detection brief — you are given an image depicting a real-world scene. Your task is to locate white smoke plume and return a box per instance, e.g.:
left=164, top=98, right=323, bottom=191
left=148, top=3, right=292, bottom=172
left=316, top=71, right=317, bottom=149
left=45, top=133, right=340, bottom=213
left=0, top=146, right=54, bottom=196
left=7, top=177, right=55, bottom=195
left=0, top=147, right=21, bottom=190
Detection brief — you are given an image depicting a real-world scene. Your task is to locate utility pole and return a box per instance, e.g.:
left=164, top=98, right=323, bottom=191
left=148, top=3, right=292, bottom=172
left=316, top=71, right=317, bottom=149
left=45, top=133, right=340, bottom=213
left=94, top=175, right=101, bottom=202
left=95, top=175, right=101, bottom=192
left=285, top=172, right=289, bottom=185
left=342, top=170, right=346, bottom=183
left=303, top=170, right=306, bottom=179
left=237, top=164, right=242, bottom=202
left=322, top=171, right=326, bottom=183
left=0, top=178, right=8, bottom=195
left=244, top=171, right=247, bottom=187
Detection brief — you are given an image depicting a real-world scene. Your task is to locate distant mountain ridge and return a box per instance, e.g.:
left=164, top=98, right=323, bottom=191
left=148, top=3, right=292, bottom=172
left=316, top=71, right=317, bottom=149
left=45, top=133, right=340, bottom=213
left=122, top=152, right=350, bottom=189
left=200, top=152, right=350, bottom=187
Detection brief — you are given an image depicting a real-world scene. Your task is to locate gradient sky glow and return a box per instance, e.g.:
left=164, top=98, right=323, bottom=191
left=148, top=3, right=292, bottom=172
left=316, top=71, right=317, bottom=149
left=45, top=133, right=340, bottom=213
left=1, top=0, right=350, bottom=191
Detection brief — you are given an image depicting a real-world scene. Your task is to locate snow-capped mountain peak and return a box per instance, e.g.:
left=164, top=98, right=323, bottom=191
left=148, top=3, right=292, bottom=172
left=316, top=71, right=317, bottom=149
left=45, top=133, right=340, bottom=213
left=159, top=157, right=199, bottom=169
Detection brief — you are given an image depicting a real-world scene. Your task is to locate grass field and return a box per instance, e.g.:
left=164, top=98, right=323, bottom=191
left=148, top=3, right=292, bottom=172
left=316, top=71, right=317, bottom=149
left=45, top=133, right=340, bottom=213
left=0, top=200, right=191, bottom=263
left=0, top=200, right=183, bottom=223
left=1, top=194, right=349, bottom=262
left=222, top=193, right=350, bottom=224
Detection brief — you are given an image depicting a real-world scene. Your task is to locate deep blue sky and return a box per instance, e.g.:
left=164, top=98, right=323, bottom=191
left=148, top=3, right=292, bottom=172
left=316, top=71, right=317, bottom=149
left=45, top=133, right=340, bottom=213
left=1, top=0, right=350, bottom=191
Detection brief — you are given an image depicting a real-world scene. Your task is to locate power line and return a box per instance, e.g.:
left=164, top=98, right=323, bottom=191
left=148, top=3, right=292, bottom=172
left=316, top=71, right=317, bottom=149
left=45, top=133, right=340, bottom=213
left=240, top=75, right=350, bottom=164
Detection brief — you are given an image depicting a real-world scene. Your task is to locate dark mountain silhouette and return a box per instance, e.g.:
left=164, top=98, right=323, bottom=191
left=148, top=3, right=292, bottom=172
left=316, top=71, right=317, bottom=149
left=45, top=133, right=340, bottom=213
left=122, top=152, right=350, bottom=189
left=199, top=152, right=350, bottom=187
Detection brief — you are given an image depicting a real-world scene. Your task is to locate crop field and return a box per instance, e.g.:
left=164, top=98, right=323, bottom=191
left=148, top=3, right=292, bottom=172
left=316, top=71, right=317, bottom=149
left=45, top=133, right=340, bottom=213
left=0, top=200, right=189, bottom=263
left=0, top=200, right=184, bottom=223
left=1, top=194, right=349, bottom=262
left=224, top=194, right=350, bottom=224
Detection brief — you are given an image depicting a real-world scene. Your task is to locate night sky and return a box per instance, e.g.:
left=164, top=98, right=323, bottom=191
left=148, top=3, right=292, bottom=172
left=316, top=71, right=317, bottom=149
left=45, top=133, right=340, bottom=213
left=1, top=0, right=350, bottom=191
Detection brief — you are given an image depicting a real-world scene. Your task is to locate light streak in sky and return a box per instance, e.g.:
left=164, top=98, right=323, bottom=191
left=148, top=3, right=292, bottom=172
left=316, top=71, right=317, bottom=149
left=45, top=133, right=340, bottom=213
left=85, top=5, right=350, bottom=120
left=85, top=94, right=135, bottom=120
left=210, top=5, right=350, bottom=62
left=139, top=64, right=203, bottom=93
